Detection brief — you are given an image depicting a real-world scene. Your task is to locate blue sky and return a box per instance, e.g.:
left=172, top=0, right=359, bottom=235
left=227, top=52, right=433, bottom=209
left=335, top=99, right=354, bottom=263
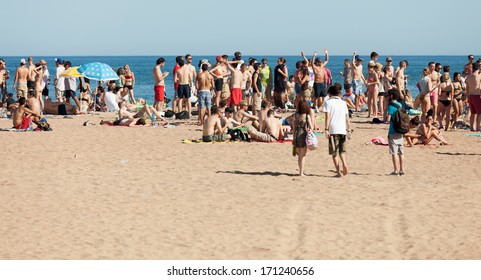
left=3, top=0, right=480, bottom=56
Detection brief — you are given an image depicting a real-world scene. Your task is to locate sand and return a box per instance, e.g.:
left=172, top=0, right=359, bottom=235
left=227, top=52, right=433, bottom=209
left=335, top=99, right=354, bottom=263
left=0, top=112, right=480, bottom=260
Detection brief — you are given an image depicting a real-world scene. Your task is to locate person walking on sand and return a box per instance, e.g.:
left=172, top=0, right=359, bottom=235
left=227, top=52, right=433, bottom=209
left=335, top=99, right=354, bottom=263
left=386, top=89, right=405, bottom=176
left=466, top=62, right=481, bottom=131
left=153, top=57, right=169, bottom=112
left=323, top=83, right=351, bottom=177
left=292, top=100, right=314, bottom=176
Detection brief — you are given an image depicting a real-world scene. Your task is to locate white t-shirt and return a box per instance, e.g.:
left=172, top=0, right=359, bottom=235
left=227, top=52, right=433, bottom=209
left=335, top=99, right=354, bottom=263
left=323, top=96, right=348, bottom=135
left=104, top=91, right=119, bottom=112
left=41, top=68, right=50, bottom=90
left=56, top=66, right=65, bottom=91
left=65, top=76, right=77, bottom=91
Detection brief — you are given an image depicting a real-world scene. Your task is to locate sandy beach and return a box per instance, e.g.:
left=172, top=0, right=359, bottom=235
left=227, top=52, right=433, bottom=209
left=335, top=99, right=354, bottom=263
left=0, top=113, right=480, bottom=260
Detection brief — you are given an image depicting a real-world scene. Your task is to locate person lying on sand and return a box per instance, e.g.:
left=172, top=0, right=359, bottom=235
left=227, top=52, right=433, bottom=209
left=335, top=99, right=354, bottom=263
left=118, top=101, right=164, bottom=121
left=43, top=97, right=78, bottom=115
left=100, top=118, right=148, bottom=127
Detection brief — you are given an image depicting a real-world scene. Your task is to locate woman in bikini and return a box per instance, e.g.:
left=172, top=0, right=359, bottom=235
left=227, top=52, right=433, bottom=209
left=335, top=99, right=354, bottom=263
left=417, top=114, right=449, bottom=145
left=381, top=66, right=394, bottom=121
left=437, top=73, right=453, bottom=130
left=418, top=67, right=434, bottom=123
left=78, top=78, right=92, bottom=114
left=365, top=64, right=379, bottom=118
left=123, top=64, right=135, bottom=103
left=451, top=72, right=465, bottom=128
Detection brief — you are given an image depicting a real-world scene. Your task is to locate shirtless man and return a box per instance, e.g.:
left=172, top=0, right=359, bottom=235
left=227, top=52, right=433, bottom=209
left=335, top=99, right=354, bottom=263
left=153, top=57, right=169, bottom=112
left=175, top=59, right=193, bottom=117
left=224, top=61, right=243, bottom=110
left=257, top=100, right=282, bottom=132
left=465, top=63, right=481, bottom=131
left=234, top=100, right=259, bottom=128
left=43, top=98, right=78, bottom=115
left=26, top=90, right=41, bottom=116
left=352, top=52, right=365, bottom=111
left=118, top=101, right=164, bottom=121
left=185, top=54, right=197, bottom=96
left=12, top=59, right=29, bottom=99
left=396, top=60, right=408, bottom=96
left=463, top=55, right=474, bottom=77
left=196, top=63, right=215, bottom=125
left=13, top=97, right=41, bottom=129
left=428, top=61, right=440, bottom=120
left=202, top=107, right=231, bottom=142
left=27, top=56, right=37, bottom=91
left=248, top=109, right=284, bottom=142
left=305, top=49, right=329, bottom=112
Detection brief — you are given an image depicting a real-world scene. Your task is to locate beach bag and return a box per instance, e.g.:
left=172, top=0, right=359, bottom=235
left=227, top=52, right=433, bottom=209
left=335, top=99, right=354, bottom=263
left=175, top=111, right=190, bottom=120
left=164, top=110, right=175, bottom=118
left=305, top=115, right=318, bottom=150
left=392, top=103, right=410, bottom=134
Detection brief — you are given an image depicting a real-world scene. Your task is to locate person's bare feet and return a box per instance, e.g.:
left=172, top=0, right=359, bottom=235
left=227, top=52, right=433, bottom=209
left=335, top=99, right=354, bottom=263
left=342, top=165, right=348, bottom=176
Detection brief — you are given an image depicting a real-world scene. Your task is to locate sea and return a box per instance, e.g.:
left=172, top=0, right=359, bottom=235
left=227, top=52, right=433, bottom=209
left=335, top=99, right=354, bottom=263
left=1, top=55, right=471, bottom=105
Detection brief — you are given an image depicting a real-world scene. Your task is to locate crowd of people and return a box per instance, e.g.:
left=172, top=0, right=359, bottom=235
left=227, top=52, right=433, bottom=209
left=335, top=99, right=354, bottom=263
left=1, top=51, right=480, bottom=176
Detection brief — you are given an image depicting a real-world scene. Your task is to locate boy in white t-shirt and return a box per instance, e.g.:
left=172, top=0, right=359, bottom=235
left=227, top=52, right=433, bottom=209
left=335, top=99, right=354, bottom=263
left=323, top=83, right=351, bottom=177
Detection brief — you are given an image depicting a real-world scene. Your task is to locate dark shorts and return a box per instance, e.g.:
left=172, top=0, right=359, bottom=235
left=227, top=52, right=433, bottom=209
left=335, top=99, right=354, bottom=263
left=27, top=81, right=36, bottom=90
left=313, top=82, right=327, bottom=98
left=214, top=79, right=223, bottom=92
left=58, top=104, right=67, bottom=115
left=178, top=84, right=191, bottom=99
left=65, top=90, right=76, bottom=98
left=344, top=83, right=352, bottom=90
left=42, top=86, right=49, bottom=97
left=328, top=134, right=347, bottom=155
left=124, top=85, right=133, bottom=90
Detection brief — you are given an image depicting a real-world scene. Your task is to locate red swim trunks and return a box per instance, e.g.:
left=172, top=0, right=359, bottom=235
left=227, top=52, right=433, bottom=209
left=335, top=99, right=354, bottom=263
left=15, top=115, right=31, bottom=130
left=469, top=95, right=481, bottom=114
left=154, top=85, right=165, bottom=101
left=230, top=88, right=242, bottom=106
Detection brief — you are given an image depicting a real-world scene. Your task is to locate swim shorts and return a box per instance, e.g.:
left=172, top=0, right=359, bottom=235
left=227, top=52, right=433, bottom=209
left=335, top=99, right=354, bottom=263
left=313, top=82, right=327, bottom=98
left=214, top=79, right=223, bottom=92
left=178, top=84, right=191, bottom=99
left=328, top=134, right=347, bottom=156
left=230, top=88, right=242, bottom=106
left=388, top=133, right=404, bottom=155
left=198, top=90, right=212, bottom=109
left=154, top=85, right=165, bottom=101
left=469, top=95, right=481, bottom=114
left=353, top=80, right=363, bottom=95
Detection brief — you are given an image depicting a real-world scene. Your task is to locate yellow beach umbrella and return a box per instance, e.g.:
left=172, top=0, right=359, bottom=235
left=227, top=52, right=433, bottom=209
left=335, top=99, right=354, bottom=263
left=60, top=66, right=82, bottom=77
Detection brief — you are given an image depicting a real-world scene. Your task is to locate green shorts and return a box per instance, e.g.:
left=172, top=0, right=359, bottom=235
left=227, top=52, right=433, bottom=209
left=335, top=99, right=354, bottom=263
left=328, top=134, right=347, bottom=155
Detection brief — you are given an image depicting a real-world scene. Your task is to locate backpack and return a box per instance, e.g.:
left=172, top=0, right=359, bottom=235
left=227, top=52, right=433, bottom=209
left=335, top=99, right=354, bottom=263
left=175, top=111, right=190, bottom=120
left=391, top=103, right=410, bottom=134
left=164, top=110, right=175, bottom=118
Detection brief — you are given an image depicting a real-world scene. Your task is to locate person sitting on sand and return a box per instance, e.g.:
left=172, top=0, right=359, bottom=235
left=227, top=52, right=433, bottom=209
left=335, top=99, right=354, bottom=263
left=104, top=84, right=120, bottom=112
left=248, top=109, right=284, bottom=142
left=234, top=100, right=259, bottom=128
left=417, top=113, right=449, bottom=145
left=223, top=106, right=242, bottom=129
left=13, top=97, right=41, bottom=129
left=202, top=106, right=231, bottom=142
left=26, top=90, right=41, bottom=116
left=43, top=97, right=78, bottom=115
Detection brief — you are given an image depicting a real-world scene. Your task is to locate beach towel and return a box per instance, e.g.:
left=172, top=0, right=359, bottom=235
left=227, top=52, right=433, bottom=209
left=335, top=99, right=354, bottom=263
left=464, top=133, right=481, bottom=137
left=371, top=136, right=389, bottom=146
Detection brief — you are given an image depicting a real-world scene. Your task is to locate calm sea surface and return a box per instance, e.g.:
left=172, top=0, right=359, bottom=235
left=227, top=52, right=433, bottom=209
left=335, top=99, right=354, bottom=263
left=1, top=55, right=471, bottom=104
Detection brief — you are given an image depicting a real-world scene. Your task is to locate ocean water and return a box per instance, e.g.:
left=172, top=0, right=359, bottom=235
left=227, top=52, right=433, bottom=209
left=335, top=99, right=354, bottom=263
left=1, top=55, right=471, bottom=104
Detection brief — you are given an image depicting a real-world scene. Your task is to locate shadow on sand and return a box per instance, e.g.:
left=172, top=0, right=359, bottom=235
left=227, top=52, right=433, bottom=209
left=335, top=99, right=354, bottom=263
left=436, top=152, right=481, bottom=156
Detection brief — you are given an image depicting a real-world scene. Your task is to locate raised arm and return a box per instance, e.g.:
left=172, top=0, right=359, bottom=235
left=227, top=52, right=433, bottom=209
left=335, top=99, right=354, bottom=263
left=301, top=51, right=310, bottom=66
left=323, top=49, right=329, bottom=66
